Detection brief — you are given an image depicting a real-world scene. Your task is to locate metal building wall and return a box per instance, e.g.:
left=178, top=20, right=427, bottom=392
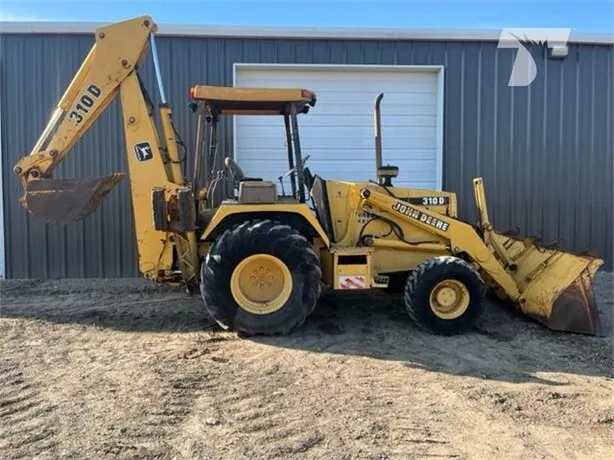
left=1, top=32, right=612, bottom=278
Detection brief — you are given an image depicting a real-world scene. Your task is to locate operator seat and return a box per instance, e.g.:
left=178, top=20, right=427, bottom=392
left=224, top=157, right=280, bottom=205
left=309, top=175, right=335, bottom=242
left=224, top=157, right=264, bottom=183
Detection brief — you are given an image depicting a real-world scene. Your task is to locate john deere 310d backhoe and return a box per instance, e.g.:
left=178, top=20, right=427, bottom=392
left=13, top=16, right=604, bottom=336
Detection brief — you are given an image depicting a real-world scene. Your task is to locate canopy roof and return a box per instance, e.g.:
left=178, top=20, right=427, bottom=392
left=189, top=85, right=317, bottom=115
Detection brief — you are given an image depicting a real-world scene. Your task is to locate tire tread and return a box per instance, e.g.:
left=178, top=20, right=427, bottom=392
left=403, top=256, right=485, bottom=335
left=200, top=218, right=321, bottom=335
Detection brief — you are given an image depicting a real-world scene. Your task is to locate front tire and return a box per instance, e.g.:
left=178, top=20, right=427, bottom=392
left=200, top=219, right=322, bottom=335
left=403, top=256, right=485, bottom=335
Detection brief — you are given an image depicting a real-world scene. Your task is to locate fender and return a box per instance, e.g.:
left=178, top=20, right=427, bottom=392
left=200, top=203, right=331, bottom=248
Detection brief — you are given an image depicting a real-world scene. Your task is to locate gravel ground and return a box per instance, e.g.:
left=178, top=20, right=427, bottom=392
left=0, top=271, right=612, bottom=460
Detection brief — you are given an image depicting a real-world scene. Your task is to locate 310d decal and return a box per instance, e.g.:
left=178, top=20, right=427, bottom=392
left=69, top=84, right=101, bottom=125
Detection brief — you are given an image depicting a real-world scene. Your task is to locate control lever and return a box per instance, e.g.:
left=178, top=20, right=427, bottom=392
left=278, top=175, right=286, bottom=196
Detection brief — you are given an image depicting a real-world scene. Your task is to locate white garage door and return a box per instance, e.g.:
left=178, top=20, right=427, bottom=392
left=234, top=64, right=443, bottom=190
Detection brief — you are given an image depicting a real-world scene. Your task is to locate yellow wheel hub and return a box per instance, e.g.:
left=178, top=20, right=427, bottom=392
left=429, top=279, right=470, bottom=319
left=230, top=254, right=293, bottom=315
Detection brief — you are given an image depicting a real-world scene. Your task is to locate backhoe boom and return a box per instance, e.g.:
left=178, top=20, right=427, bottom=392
left=12, top=15, right=199, bottom=290
left=14, top=17, right=155, bottom=181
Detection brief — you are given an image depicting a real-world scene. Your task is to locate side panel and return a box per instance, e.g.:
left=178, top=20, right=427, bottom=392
left=322, top=179, right=458, bottom=275
left=326, top=180, right=456, bottom=241
left=319, top=246, right=375, bottom=290
left=332, top=249, right=372, bottom=289
left=371, top=247, right=445, bottom=275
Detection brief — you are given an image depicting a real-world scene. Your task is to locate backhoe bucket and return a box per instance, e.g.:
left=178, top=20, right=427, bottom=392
left=21, top=173, right=125, bottom=224
left=491, top=232, right=604, bottom=336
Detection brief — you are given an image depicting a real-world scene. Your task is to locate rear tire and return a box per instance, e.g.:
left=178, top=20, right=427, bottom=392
left=403, top=256, right=485, bottom=335
left=200, top=219, right=322, bottom=335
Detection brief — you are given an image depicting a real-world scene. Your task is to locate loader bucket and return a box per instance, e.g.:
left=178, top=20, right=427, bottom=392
left=491, top=232, right=604, bottom=336
left=21, top=173, right=125, bottom=224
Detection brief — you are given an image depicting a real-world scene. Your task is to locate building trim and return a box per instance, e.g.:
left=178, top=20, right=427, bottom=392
left=435, top=66, right=445, bottom=191
left=1, top=20, right=612, bottom=45
left=232, top=63, right=445, bottom=190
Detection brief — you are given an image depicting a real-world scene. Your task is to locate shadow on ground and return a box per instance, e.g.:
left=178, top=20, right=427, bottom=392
left=255, top=283, right=614, bottom=385
left=1, top=273, right=612, bottom=385
left=0, top=278, right=214, bottom=333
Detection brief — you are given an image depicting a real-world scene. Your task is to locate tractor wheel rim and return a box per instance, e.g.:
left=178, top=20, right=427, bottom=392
left=429, top=279, right=470, bottom=319
left=230, top=254, right=293, bottom=315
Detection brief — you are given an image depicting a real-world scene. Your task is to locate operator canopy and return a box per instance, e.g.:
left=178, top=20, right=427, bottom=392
left=189, top=85, right=317, bottom=115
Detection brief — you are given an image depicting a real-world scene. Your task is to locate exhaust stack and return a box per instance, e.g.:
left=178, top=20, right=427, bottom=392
left=373, top=93, right=399, bottom=187
left=374, top=93, right=384, bottom=183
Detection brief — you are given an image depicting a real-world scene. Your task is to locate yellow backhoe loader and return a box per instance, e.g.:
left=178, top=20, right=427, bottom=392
left=13, top=16, right=604, bottom=336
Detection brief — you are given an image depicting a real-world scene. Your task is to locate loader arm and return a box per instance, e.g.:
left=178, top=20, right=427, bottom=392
left=360, top=183, right=604, bottom=335
left=12, top=15, right=200, bottom=290
left=359, top=186, right=524, bottom=303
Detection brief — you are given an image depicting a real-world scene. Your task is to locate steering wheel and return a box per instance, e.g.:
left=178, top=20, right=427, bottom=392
left=284, top=155, right=315, bottom=195
left=285, top=154, right=311, bottom=178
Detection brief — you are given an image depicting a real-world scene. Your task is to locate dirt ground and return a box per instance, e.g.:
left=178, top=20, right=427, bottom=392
left=1, top=272, right=613, bottom=460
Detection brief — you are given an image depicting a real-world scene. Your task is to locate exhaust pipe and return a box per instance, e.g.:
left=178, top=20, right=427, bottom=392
left=372, top=93, right=399, bottom=187
left=374, top=93, right=384, bottom=184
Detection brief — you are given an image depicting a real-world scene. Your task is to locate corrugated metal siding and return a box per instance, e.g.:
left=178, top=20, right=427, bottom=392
left=1, top=33, right=612, bottom=278
left=0, top=61, right=4, bottom=278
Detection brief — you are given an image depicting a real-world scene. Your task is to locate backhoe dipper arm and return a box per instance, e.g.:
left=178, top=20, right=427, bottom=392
left=12, top=15, right=200, bottom=289
left=359, top=186, right=524, bottom=303
left=13, top=16, right=157, bottom=182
